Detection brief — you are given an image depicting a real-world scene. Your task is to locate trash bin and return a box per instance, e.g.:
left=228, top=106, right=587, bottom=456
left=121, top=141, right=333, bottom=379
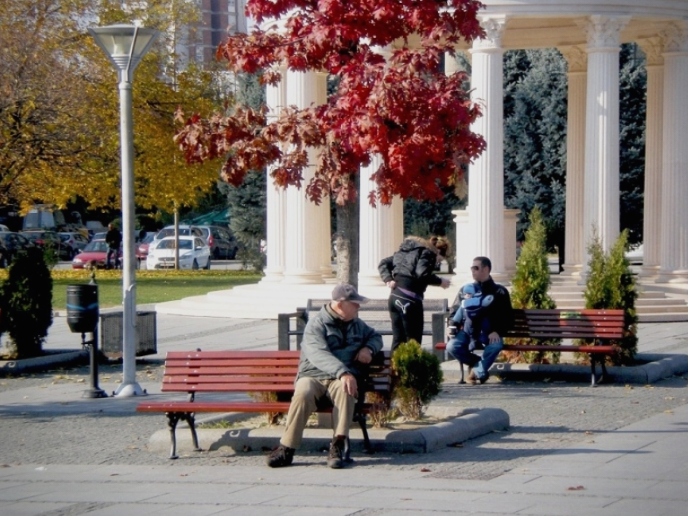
left=66, top=284, right=99, bottom=334
left=99, top=311, right=157, bottom=358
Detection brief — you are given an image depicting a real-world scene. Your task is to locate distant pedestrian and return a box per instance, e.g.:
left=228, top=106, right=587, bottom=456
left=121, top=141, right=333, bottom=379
left=105, top=223, right=122, bottom=269
left=378, top=236, right=450, bottom=352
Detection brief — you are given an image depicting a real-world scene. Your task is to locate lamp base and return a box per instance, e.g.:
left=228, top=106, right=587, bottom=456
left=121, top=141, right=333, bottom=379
left=113, top=382, right=147, bottom=397
left=83, top=388, right=108, bottom=399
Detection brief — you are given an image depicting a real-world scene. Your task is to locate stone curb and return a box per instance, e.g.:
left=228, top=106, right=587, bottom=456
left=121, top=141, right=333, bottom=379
left=146, top=407, right=509, bottom=457
left=441, top=353, right=688, bottom=384
left=0, top=349, right=88, bottom=376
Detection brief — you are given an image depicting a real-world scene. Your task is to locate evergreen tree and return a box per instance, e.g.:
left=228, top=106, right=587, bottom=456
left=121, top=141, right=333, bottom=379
left=0, top=248, right=52, bottom=359
left=619, top=43, right=646, bottom=246
left=506, top=207, right=559, bottom=364
left=503, top=49, right=568, bottom=250
left=583, top=228, right=638, bottom=364
left=224, top=72, right=267, bottom=271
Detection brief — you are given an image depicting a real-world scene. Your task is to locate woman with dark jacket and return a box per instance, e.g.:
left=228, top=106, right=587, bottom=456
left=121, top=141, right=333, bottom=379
left=378, top=236, right=450, bottom=351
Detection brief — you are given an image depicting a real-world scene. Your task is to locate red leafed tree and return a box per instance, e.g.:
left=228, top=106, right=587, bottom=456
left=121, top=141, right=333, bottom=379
left=175, top=0, right=487, bottom=283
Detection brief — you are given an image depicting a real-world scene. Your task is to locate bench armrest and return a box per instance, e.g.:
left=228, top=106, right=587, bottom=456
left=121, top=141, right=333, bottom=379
left=277, top=308, right=307, bottom=350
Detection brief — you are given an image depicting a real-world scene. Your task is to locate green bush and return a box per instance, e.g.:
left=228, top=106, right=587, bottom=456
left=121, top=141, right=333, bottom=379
left=0, top=248, right=53, bottom=359
left=506, top=207, right=560, bottom=364
left=583, top=228, right=638, bottom=364
left=391, top=340, right=443, bottom=420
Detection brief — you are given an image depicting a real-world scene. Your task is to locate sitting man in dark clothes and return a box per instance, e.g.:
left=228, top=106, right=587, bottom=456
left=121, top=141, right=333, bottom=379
left=447, top=256, right=513, bottom=384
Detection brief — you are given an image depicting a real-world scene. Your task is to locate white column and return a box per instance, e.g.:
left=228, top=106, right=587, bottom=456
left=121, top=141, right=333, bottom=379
left=658, top=24, right=688, bottom=282
left=638, top=38, right=664, bottom=275
left=452, top=208, right=472, bottom=285
left=358, top=155, right=403, bottom=286
left=467, top=16, right=507, bottom=279
left=560, top=46, right=587, bottom=276
left=283, top=70, right=329, bottom=284
left=581, top=15, right=628, bottom=253
left=503, top=208, right=520, bottom=275
left=261, top=68, right=287, bottom=283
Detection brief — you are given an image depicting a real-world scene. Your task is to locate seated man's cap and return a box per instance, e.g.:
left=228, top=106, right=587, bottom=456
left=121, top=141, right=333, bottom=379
left=332, top=284, right=369, bottom=304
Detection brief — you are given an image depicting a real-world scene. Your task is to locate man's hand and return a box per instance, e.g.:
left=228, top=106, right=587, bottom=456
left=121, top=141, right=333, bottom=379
left=440, top=278, right=451, bottom=289
left=355, top=347, right=373, bottom=364
left=340, top=373, right=358, bottom=397
left=488, top=331, right=500, bottom=344
left=386, top=280, right=396, bottom=290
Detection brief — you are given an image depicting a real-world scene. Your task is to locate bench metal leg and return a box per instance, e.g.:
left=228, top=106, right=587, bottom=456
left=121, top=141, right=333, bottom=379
left=354, top=412, right=374, bottom=456
left=166, top=412, right=181, bottom=459
left=589, top=354, right=609, bottom=387
left=182, top=412, right=203, bottom=453
left=166, top=412, right=202, bottom=459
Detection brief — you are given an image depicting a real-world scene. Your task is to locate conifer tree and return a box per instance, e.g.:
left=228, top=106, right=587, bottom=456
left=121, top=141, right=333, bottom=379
left=505, top=207, right=559, bottom=364
left=583, top=229, right=638, bottom=363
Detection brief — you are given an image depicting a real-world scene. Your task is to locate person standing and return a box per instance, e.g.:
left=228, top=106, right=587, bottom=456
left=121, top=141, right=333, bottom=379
left=267, top=284, right=383, bottom=469
left=105, top=223, right=122, bottom=270
left=447, top=256, right=514, bottom=384
left=378, top=236, right=450, bottom=352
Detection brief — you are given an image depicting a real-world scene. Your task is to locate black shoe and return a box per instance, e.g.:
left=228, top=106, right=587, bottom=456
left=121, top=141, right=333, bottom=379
left=327, top=438, right=345, bottom=469
left=479, top=372, right=490, bottom=384
left=266, top=445, right=295, bottom=468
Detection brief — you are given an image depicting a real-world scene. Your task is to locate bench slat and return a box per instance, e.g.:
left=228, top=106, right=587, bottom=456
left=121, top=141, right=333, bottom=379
left=503, top=345, right=616, bottom=353
left=163, top=367, right=300, bottom=376
left=136, top=401, right=386, bottom=414
left=165, top=351, right=301, bottom=359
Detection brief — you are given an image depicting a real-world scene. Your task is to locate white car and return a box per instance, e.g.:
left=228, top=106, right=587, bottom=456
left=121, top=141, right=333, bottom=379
left=146, top=236, right=211, bottom=270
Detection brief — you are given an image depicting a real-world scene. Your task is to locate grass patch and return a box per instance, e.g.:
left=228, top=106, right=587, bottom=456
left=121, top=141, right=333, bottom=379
left=39, top=270, right=262, bottom=310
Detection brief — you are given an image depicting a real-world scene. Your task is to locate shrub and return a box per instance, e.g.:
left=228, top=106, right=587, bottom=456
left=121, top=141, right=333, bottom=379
left=505, top=207, right=560, bottom=364
left=391, top=340, right=443, bottom=420
left=0, top=248, right=53, bottom=359
left=583, top=228, right=638, bottom=364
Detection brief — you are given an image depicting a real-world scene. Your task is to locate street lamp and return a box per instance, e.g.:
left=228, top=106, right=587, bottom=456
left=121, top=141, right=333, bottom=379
left=89, top=24, right=159, bottom=397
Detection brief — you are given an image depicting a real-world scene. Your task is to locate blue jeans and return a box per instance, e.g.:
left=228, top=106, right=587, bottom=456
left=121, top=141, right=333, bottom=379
left=447, top=330, right=503, bottom=380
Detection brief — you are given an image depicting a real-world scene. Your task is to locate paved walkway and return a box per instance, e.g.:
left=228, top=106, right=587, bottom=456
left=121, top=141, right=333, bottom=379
left=1, top=314, right=688, bottom=515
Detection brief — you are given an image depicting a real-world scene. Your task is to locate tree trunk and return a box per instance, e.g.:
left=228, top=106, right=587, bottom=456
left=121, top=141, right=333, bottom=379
left=335, top=183, right=360, bottom=289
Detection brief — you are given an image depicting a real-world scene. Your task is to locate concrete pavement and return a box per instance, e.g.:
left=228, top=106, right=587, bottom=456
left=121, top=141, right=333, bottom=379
left=1, top=314, right=688, bottom=515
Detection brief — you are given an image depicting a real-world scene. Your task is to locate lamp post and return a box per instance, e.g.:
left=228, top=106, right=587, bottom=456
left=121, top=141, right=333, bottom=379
left=89, top=24, right=159, bottom=397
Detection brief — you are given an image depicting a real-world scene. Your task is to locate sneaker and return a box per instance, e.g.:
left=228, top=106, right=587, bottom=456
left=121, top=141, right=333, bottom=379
left=267, top=445, right=295, bottom=468
left=327, top=437, right=345, bottom=469
left=479, top=372, right=490, bottom=384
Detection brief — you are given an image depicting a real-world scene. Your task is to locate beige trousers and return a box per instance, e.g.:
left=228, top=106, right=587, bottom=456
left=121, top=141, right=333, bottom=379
left=280, top=377, right=357, bottom=449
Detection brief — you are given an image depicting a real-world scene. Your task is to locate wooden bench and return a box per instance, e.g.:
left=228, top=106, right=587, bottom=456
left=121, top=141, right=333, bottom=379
left=278, top=298, right=448, bottom=361
left=136, top=350, right=393, bottom=459
left=435, top=309, right=626, bottom=386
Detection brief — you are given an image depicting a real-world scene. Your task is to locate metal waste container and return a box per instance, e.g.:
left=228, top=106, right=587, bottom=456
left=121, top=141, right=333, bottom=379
left=100, top=311, right=157, bottom=358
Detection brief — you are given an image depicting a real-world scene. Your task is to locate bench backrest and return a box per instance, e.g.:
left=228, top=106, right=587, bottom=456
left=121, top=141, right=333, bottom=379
left=160, top=350, right=393, bottom=397
left=306, top=298, right=448, bottom=317
left=505, top=309, right=625, bottom=340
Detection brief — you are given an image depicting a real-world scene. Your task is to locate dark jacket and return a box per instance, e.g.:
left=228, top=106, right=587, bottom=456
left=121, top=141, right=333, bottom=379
left=298, top=304, right=383, bottom=381
left=378, top=238, right=442, bottom=298
left=105, top=228, right=122, bottom=250
left=449, top=277, right=514, bottom=337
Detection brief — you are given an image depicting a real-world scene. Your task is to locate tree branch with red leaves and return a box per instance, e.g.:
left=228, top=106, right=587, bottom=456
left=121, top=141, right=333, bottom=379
left=175, top=0, right=487, bottom=206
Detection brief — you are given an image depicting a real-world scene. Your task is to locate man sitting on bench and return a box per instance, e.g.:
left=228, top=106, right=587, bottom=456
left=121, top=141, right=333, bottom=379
left=267, top=284, right=383, bottom=469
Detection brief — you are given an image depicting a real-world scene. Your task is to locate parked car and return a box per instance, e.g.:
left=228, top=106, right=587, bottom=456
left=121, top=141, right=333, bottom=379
left=146, top=236, right=211, bottom=270
left=71, top=239, right=123, bottom=269
left=196, top=225, right=238, bottom=259
left=154, top=225, right=204, bottom=242
left=20, top=230, right=71, bottom=260
left=136, top=232, right=157, bottom=261
left=0, top=231, right=34, bottom=268
left=60, top=231, right=90, bottom=258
